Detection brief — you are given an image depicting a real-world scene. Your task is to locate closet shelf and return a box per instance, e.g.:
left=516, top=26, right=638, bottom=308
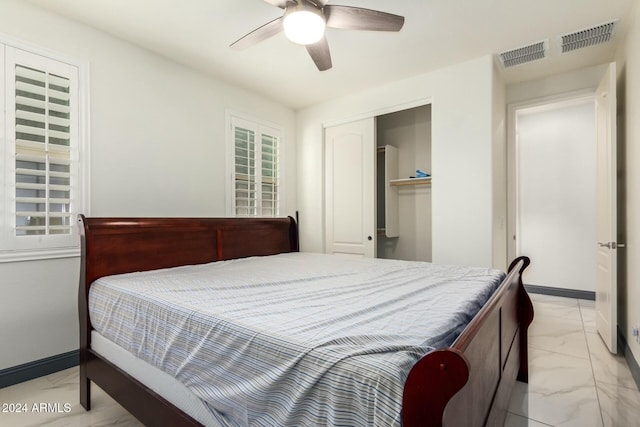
left=389, top=177, right=431, bottom=187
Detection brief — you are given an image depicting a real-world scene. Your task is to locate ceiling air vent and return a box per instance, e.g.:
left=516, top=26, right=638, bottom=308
left=499, top=40, right=547, bottom=68
left=560, top=21, right=616, bottom=53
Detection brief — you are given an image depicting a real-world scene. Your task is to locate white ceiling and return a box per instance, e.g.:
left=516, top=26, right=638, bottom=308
left=27, top=0, right=635, bottom=110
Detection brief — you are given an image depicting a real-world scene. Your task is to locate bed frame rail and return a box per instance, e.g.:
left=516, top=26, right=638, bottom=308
left=402, top=256, right=533, bottom=427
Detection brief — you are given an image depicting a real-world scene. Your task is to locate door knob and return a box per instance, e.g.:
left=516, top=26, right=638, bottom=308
left=367, top=236, right=372, bottom=241
left=598, top=242, right=626, bottom=249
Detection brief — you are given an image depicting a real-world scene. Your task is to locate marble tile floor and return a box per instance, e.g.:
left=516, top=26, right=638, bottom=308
left=0, top=366, right=141, bottom=426
left=0, top=294, right=638, bottom=426
left=506, top=294, right=640, bottom=427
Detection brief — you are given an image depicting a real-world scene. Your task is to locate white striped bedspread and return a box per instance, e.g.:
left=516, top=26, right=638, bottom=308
left=89, top=252, right=505, bottom=427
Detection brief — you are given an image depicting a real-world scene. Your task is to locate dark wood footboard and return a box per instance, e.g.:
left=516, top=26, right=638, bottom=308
left=403, top=256, right=533, bottom=427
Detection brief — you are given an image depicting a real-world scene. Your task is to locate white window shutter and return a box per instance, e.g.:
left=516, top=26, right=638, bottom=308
left=2, top=47, right=80, bottom=252
left=14, top=64, right=73, bottom=236
left=230, top=116, right=281, bottom=217
left=260, top=133, right=279, bottom=217
left=234, top=125, right=256, bottom=216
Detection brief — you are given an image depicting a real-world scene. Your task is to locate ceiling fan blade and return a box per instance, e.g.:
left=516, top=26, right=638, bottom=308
left=306, top=37, right=332, bottom=71
left=262, top=0, right=293, bottom=8
left=230, top=16, right=284, bottom=50
left=324, top=6, right=405, bottom=32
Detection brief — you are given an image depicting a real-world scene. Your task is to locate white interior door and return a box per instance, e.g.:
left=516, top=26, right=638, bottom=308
left=324, top=118, right=375, bottom=257
left=595, top=62, right=618, bottom=354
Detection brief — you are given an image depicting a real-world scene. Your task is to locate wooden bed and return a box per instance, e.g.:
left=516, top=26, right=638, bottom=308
left=78, top=215, right=533, bottom=427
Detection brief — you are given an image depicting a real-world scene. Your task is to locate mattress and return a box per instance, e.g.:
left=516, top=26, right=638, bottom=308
left=88, top=252, right=505, bottom=427
left=91, top=331, right=221, bottom=427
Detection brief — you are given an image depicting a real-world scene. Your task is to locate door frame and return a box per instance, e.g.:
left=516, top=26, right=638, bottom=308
left=506, top=89, right=595, bottom=263
left=321, top=97, right=433, bottom=253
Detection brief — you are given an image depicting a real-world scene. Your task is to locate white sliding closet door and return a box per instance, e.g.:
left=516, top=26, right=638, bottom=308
left=324, top=118, right=375, bottom=257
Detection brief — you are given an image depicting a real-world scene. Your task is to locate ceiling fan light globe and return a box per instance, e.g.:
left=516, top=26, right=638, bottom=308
left=283, top=9, right=326, bottom=45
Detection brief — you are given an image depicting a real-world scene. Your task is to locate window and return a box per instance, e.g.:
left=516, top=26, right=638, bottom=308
left=0, top=43, right=88, bottom=261
left=228, top=115, right=282, bottom=217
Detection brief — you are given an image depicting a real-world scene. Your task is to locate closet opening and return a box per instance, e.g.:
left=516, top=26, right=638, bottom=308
left=376, top=104, right=432, bottom=261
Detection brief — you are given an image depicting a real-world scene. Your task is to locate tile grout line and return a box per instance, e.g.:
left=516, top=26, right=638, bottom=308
left=579, top=300, right=606, bottom=427
left=506, top=409, right=555, bottom=426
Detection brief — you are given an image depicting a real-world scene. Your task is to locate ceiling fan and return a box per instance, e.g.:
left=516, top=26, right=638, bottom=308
left=230, top=0, right=405, bottom=71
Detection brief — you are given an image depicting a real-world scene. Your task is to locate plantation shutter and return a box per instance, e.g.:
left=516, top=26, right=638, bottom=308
left=234, top=125, right=256, bottom=216
left=14, top=65, right=72, bottom=236
left=5, top=47, right=79, bottom=245
left=260, top=133, right=279, bottom=217
left=231, top=117, right=281, bottom=217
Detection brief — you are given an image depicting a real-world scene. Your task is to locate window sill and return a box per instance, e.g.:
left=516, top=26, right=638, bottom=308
left=0, top=247, right=80, bottom=263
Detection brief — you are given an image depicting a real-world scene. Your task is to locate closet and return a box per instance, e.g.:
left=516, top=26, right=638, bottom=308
left=376, top=105, right=432, bottom=261
left=325, top=104, right=432, bottom=261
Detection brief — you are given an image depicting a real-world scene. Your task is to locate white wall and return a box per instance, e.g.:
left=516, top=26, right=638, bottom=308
left=617, top=0, right=640, bottom=370
left=1, top=258, right=79, bottom=369
left=297, top=55, right=501, bottom=268
left=506, top=64, right=609, bottom=104
left=516, top=100, right=597, bottom=292
left=0, top=0, right=296, bottom=370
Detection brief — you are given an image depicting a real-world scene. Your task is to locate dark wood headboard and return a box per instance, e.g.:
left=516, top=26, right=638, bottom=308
left=78, top=215, right=299, bottom=289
